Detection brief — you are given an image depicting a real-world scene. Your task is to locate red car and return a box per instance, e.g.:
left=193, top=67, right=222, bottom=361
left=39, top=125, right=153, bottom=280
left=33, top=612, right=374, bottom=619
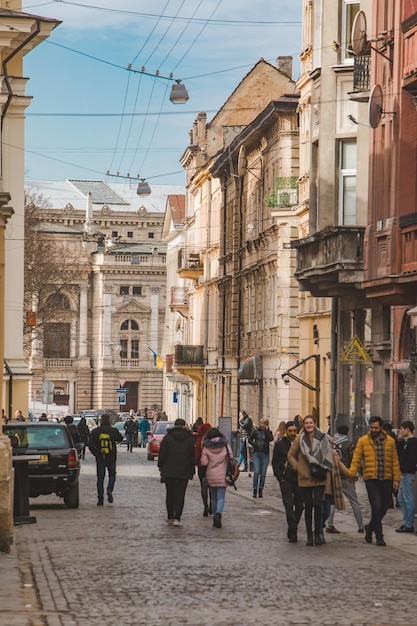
left=147, top=421, right=174, bottom=460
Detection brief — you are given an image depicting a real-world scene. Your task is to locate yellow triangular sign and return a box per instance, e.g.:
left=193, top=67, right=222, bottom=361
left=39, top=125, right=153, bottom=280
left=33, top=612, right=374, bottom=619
left=340, top=335, right=371, bottom=362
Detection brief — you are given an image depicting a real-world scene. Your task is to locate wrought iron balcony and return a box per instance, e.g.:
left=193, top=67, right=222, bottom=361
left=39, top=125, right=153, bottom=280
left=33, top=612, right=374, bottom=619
left=177, top=248, right=203, bottom=281
left=292, top=226, right=365, bottom=297
left=351, top=54, right=371, bottom=101
left=174, top=344, right=204, bottom=366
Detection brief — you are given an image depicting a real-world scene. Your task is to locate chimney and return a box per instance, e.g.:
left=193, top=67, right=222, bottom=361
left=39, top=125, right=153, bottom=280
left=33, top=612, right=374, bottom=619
left=277, top=56, right=293, bottom=79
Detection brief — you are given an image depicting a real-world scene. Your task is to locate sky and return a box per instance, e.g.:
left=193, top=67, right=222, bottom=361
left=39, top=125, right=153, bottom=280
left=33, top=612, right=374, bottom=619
left=22, top=0, right=303, bottom=187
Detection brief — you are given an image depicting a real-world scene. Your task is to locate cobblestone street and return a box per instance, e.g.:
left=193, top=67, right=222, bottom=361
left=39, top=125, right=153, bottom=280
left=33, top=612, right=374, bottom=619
left=2, top=446, right=417, bottom=626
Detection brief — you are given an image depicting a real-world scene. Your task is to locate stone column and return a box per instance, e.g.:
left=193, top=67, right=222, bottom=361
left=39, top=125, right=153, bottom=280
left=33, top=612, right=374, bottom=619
left=79, top=285, right=88, bottom=358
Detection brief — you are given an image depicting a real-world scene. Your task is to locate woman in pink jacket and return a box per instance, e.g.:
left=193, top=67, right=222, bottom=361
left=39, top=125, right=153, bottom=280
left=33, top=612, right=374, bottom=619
left=201, top=427, right=233, bottom=529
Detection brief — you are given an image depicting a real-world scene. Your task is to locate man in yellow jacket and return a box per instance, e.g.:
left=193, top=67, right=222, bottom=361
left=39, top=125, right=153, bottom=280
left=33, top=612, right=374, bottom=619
left=349, top=415, right=400, bottom=546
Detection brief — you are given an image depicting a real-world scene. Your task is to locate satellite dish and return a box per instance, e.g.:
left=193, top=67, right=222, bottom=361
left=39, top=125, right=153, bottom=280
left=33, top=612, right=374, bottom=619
left=368, top=84, right=383, bottom=128
left=351, top=10, right=368, bottom=56
left=237, top=146, right=246, bottom=177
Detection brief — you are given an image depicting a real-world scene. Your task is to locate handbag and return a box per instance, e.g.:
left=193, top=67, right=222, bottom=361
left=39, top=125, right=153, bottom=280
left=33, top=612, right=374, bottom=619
left=225, top=446, right=240, bottom=490
left=309, top=463, right=328, bottom=481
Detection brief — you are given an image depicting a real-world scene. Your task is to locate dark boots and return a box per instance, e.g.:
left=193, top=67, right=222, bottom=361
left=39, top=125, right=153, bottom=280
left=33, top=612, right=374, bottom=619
left=213, top=513, right=222, bottom=528
left=253, top=489, right=257, bottom=498
left=306, top=534, right=314, bottom=546
left=258, top=488, right=263, bottom=498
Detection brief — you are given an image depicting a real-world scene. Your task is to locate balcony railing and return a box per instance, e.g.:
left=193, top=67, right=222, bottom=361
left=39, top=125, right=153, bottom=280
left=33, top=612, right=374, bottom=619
left=174, top=344, right=204, bottom=366
left=292, top=226, right=365, bottom=297
left=45, top=359, right=74, bottom=368
left=353, top=54, right=371, bottom=93
left=177, top=249, right=203, bottom=281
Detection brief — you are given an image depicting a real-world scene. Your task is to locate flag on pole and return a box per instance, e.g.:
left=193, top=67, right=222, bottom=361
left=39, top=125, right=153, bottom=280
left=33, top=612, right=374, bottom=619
left=147, top=346, right=164, bottom=369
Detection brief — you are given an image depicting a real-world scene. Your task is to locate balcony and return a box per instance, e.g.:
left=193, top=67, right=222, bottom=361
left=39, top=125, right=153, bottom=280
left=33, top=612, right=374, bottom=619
left=177, top=248, right=203, bottom=281
left=364, top=214, right=417, bottom=304
left=292, top=226, right=365, bottom=297
left=170, top=286, right=189, bottom=316
left=351, top=54, right=371, bottom=101
left=45, top=359, right=74, bottom=368
left=174, top=345, right=204, bottom=366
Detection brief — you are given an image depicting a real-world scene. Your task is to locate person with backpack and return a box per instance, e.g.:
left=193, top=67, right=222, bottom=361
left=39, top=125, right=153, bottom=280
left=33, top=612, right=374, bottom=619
left=325, top=424, right=364, bottom=534
left=89, top=413, right=123, bottom=505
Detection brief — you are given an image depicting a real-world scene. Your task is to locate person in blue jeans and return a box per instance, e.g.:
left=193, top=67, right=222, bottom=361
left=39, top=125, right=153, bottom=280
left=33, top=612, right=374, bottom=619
left=237, top=410, right=253, bottom=471
left=249, top=418, right=273, bottom=498
left=396, top=420, right=417, bottom=533
left=88, top=413, right=123, bottom=505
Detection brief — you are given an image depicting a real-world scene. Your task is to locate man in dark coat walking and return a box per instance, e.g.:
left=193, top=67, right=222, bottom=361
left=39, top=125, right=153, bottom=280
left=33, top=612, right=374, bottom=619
left=272, top=420, right=304, bottom=543
left=89, top=413, right=123, bottom=505
left=158, top=418, right=195, bottom=526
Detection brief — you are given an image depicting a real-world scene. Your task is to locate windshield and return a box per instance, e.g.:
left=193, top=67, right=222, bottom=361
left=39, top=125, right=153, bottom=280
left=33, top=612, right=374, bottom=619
left=154, top=423, right=171, bottom=435
left=4, top=425, right=68, bottom=449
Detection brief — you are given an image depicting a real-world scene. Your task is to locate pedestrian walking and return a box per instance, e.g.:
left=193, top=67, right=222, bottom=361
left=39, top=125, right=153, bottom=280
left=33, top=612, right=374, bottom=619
left=237, top=410, right=254, bottom=472
left=287, top=414, right=334, bottom=546
left=89, top=413, right=123, bottom=505
left=325, top=424, right=364, bottom=534
left=395, top=420, right=417, bottom=533
left=248, top=418, right=273, bottom=498
left=272, top=420, right=304, bottom=542
left=195, top=422, right=212, bottom=516
left=201, top=427, right=233, bottom=529
left=64, top=415, right=81, bottom=446
left=348, top=415, right=400, bottom=546
left=124, top=414, right=138, bottom=452
left=158, top=418, right=195, bottom=526
left=138, top=415, right=151, bottom=448
left=77, top=416, right=90, bottom=460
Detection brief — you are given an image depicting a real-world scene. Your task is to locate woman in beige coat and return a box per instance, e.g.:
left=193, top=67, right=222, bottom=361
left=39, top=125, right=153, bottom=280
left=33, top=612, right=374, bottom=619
left=288, top=414, right=334, bottom=546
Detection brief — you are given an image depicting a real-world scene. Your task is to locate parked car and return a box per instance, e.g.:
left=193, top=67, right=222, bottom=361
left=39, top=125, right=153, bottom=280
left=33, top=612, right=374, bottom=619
left=3, top=422, right=81, bottom=508
left=147, top=421, right=175, bottom=461
left=80, top=408, right=118, bottom=425
left=72, top=415, right=97, bottom=433
left=113, top=421, right=127, bottom=444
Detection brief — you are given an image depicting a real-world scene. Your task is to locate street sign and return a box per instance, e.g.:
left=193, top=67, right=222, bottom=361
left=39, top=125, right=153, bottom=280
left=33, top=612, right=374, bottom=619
left=116, top=388, right=128, bottom=393
left=119, top=378, right=126, bottom=387
left=118, top=393, right=127, bottom=405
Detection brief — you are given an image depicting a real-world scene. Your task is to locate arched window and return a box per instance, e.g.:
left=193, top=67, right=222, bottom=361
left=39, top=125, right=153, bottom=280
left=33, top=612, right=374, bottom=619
left=120, top=319, right=140, bottom=359
left=120, top=319, right=139, bottom=331
left=46, top=293, right=71, bottom=309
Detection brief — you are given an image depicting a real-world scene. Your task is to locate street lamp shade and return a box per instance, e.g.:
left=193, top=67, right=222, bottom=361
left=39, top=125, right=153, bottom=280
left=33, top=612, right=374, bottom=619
left=170, top=82, right=189, bottom=104
left=136, top=180, right=151, bottom=196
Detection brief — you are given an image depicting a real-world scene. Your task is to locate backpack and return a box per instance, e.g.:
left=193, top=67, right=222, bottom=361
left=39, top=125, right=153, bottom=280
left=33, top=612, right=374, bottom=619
left=225, top=446, right=240, bottom=490
left=99, top=431, right=113, bottom=457
left=334, top=439, right=354, bottom=468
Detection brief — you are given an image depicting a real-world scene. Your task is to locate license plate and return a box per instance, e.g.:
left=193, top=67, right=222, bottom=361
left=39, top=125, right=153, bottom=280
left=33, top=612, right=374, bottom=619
left=30, top=454, right=48, bottom=463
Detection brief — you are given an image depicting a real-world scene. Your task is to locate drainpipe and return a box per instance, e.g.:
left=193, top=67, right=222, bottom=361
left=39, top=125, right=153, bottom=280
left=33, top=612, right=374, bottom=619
left=330, top=297, right=338, bottom=435
left=204, top=178, right=211, bottom=422
left=220, top=174, right=227, bottom=419
left=4, top=359, right=12, bottom=419
left=1, top=20, right=42, bottom=176
left=237, top=174, right=243, bottom=419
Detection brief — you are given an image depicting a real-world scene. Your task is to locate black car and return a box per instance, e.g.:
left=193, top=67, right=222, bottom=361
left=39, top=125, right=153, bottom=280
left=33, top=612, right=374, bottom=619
left=3, top=422, right=81, bottom=508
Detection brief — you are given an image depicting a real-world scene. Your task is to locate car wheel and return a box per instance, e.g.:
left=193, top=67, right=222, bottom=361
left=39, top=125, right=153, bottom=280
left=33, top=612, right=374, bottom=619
left=64, top=483, right=80, bottom=509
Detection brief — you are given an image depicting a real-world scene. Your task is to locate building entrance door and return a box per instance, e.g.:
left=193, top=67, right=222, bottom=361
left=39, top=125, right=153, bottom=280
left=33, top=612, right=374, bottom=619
left=125, top=381, right=138, bottom=413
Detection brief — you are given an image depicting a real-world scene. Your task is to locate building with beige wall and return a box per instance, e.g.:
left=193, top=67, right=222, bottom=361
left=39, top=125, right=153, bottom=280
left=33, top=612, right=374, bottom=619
left=25, top=180, right=184, bottom=418
left=168, top=58, right=301, bottom=432
left=0, top=1, right=59, bottom=551
left=292, top=0, right=373, bottom=435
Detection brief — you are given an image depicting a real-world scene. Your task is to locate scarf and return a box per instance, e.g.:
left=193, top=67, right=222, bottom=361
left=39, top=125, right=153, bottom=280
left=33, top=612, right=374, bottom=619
left=331, top=454, right=346, bottom=510
left=300, top=428, right=334, bottom=471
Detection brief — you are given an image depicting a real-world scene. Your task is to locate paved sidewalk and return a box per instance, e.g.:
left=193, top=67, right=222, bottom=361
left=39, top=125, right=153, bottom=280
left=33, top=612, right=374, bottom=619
left=0, top=451, right=417, bottom=626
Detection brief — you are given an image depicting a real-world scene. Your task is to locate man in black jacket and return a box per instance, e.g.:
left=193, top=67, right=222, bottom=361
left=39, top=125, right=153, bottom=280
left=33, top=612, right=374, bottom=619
left=158, top=418, right=195, bottom=526
left=89, top=413, right=123, bottom=505
left=396, top=420, right=417, bottom=533
left=272, top=420, right=303, bottom=543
